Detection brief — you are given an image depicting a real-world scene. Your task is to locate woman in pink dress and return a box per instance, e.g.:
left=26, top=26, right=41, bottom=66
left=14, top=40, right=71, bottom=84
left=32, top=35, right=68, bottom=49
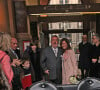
left=60, top=38, right=78, bottom=84
left=0, top=32, right=13, bottom=89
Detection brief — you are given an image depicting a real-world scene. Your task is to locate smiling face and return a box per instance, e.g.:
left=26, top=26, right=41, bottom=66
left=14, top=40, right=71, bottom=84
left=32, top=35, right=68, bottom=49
left=61, top=41, right=68, bottom=50
left=60, top=38, right=71, bottom=50
left=51, top=36, right=59, bottom=48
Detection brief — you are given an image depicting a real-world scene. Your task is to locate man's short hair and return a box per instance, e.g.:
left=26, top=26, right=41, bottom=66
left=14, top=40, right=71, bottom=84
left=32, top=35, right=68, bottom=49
left=93, top=33, right=100, bottom=40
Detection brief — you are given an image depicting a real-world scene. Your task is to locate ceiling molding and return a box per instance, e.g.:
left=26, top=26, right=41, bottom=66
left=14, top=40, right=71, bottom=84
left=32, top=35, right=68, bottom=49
left=27, top=3, right=100, bottom=14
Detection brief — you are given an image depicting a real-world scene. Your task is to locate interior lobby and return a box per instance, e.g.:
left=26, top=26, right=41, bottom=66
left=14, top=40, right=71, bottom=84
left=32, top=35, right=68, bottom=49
left=0, top=0, right=100, bottom=52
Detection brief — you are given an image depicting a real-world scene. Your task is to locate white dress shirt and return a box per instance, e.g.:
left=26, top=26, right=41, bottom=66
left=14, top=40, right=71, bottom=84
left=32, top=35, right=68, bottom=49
left=52, top=47, right=58, bottom=57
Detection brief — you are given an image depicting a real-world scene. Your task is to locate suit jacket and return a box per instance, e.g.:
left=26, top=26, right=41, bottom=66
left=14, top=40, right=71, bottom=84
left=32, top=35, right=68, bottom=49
left=79, top=42, right=92, bottom=69
left=8, top=48, right=20, bottom=61
left=40, top=46, right=62, bottom=81
left=24, top=46, right=42, bottom=81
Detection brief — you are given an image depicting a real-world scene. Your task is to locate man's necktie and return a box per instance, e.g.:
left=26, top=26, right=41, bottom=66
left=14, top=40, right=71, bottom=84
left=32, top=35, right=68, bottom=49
left=54, top=49, right=57, bottom=57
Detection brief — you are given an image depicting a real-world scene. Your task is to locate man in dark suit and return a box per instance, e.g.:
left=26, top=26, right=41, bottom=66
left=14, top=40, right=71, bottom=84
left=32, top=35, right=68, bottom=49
left=78, top=34, right=92, bottom=79
left=9, top=38, right=20, bottom=60
left=89, top=34, right=100, bottom=78
left=40, top=35, right=62, bottom=84
left=8, top=38, right=22, bottom=90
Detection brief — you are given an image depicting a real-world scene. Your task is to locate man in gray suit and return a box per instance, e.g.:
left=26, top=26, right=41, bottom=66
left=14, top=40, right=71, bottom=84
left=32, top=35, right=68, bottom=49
left=40, top=35, right=62, bottom=84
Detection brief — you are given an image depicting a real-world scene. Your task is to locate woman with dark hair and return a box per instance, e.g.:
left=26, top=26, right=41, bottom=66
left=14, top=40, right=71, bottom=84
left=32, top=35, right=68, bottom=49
left=60, top=38, right=78, bottom=84
left=24, top=41, right=42, bottom=82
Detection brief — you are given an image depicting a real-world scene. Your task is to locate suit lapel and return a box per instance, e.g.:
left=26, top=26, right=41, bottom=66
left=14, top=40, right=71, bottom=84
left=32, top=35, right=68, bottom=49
left=49, top=47, right=57, bottom=58
left=9, top=49, right=18, bottom=59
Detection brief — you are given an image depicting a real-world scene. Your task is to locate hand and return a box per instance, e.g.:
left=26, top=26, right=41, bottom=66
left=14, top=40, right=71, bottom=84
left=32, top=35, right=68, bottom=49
left=44, top=70, right=49, bottom=75
left=92, top=59, right=97, bottom=63
left=98, top=56, right=100, bottom=63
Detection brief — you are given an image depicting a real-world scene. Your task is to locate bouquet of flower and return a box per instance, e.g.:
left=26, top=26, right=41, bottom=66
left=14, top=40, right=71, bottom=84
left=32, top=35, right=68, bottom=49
left=69, top=75, right=81, bottom=84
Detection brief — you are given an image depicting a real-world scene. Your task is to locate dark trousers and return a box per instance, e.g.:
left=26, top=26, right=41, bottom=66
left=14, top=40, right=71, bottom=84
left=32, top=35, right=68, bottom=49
left=50, top=79, right=61, bottom=84
left=81, top=68, right=89, bottom=79
left=44, top=74, right=62, bottom=84
left=89, top=63, right=98, bottom=78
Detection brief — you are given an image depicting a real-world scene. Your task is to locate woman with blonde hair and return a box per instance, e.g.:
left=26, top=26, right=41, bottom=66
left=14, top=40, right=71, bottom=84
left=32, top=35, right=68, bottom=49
left=0, top=32, right=13, bottom=89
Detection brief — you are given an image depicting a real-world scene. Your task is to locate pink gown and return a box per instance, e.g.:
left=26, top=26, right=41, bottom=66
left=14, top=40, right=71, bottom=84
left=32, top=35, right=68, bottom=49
left=62, top=50, right=78, bottom=84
